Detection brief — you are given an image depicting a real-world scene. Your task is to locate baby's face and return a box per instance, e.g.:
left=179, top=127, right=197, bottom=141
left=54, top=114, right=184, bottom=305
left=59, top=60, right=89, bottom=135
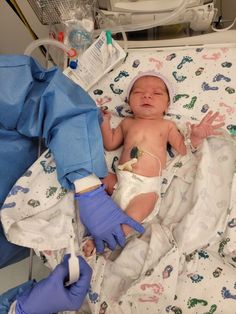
left=129, top=76, right=169, bottom=119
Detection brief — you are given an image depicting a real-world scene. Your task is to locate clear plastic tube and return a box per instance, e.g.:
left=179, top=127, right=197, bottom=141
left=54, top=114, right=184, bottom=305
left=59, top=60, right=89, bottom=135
left=24, top=38, right=77, bottom=58
left=212, top=16, right=236, bottom=32
left=121, top=30, right=128, bottom=53
left=94, top=0, right=188, bottom=35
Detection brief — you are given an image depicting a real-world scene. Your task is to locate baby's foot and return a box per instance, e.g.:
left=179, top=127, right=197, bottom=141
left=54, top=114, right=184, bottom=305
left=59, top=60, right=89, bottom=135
left=201, top=104, right=209, bottom=113
left=166, top=53, right=176, bottom=61
left=166, top=305, right=182, bottom=314
left=221, top=62, right=232, bottom=68
left=183, top=96, right=197, bottom=109
left=40, top=160, right=56, bottom=173
left=195, top=67, right=204, bottom=76
left=187, top=297, right=208, bottom=308
left=203, top=304, right=217, bottom=314
left=1, top=202, right=16, bottom=209
left=201, top=82, right=219, bottom=91
left=173, top=94, right=189, bottom=102
left=227, top=124, right=236, bottom=135
left=132, top=59, right=140, bottom=68
left=8, top=185, right=29, bottom=196
left=213, top=73, right=231, bottom=82
left=177, top=56, right=193, bottom=69
left=162, top=265, right=173, bottom=279
left=225, top=86, right=235, bottom=94
left=172, top=71, right=187, bottom=82
left=221, top=287, right=236, bottom=300
left=115, top=105, right=126, bottom=117
left=23, top=170, right=32, bottom=177
left=114, top=71, right=129, bottom=82
left=110, top=83, right=123, bottom=95
left=83, top=239, right=96, bottom=257
left=228, top=218, right=236, bottom=228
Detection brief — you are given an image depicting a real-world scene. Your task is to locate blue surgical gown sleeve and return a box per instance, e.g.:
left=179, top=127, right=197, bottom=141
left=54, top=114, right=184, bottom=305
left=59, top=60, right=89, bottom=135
left=0, top=281, right=35, bottom=314
left=0, top=54, right=107, bottom=208
left=0, top=54, right=107, bottom=269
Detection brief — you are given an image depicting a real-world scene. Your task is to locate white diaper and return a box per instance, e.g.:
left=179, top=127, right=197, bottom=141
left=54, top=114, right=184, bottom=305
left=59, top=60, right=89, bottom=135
left=112, top=170, right=162, bottom=223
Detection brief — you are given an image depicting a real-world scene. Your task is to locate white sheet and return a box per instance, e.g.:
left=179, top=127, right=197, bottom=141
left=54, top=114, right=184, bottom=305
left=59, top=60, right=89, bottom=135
left=80, top=133, right=236, bottom=314
left=3, top=132, right=235, bottom=313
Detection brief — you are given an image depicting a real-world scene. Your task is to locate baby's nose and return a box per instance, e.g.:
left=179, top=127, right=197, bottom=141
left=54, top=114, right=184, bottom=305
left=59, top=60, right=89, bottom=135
left=143, top=92, right=152, bottom=98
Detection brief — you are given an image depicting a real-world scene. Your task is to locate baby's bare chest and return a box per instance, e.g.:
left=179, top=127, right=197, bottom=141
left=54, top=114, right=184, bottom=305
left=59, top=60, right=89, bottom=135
left=125, top=120, right=169, bottom=141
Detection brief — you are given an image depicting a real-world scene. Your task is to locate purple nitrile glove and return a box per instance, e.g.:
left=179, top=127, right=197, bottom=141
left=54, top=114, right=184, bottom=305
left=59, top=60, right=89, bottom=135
left=75, top=184, right=145, bottom=253
left=15, top=255, right=92, bottom=314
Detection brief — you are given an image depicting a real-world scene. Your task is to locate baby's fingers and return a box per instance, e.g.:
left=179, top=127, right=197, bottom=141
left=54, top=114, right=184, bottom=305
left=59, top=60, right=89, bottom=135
left=212, top=122, right=225, bottom=129
left=101, top=109, right=108, bottom=115
left=204, top=111, right=220, bottom=124
left=212, top=129, right=224, bottom=136
left=200, top=110, right=214, bottom=121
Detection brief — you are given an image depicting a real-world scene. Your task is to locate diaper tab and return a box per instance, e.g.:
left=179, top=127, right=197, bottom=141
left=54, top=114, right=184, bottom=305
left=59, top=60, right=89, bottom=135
left=117, top=158, right=138, bottom=172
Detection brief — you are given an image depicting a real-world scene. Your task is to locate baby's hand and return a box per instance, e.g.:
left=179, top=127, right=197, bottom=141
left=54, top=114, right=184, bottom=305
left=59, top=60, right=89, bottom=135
left=101, top=108, right=111, bottom=121
left=189, top=111, right=225, bottom=147
left=101, top=172, right=117, bottom=195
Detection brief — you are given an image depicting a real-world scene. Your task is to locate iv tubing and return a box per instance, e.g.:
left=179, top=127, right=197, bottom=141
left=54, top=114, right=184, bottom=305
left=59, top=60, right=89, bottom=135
left=212, top=16, right=236, bottom=32
left=24, top=38, right=77, bottom=58
left=94, top=0, right=188, bottom=35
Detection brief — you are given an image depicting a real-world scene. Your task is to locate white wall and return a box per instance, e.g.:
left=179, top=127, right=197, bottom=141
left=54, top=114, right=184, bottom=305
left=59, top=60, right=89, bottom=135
left=0, top=1, right=49, bottom=64
left=215, top=0, right=236, bottom=29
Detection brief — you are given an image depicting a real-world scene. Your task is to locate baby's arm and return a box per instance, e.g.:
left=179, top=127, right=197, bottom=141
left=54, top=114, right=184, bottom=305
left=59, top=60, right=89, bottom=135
left=190, top=111, right=225, bottom=149
left=167, top=121, right=187, bottom=155
left=101, top=110, right=124, bottom=150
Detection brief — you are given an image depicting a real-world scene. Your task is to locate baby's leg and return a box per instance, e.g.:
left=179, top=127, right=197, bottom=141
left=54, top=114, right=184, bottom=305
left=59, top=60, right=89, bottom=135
left=122, top=192, right=158, bottom=236
left=83, top=192, right=157, bottom=256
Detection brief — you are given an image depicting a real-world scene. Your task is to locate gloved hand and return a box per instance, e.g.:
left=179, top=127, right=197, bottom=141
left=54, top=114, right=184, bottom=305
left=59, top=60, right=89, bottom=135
left=15, top=255, right=92, bottom=314
left=75, top=185, right=145, bottom=253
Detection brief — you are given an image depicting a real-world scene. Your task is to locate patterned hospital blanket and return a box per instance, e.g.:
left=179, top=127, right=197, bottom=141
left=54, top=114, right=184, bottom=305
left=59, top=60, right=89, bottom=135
left=1, top=133, right=236, bottom=314
left=78, top=134, right=236, bottom=314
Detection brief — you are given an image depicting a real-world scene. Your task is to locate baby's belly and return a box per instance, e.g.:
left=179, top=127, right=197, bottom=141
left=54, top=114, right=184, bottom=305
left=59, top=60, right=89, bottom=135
left=119, top=146, right=165, bottom=177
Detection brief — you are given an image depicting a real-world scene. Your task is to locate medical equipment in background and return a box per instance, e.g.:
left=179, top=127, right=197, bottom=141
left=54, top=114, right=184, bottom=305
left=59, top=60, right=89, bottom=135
left=26, top=0, right=96, bottom=25
left=23, top=0, right=235, bottom=71
left=24, top=0, right=218, bottom=72
left=26, top=0, right=216, bottom=34
left=98, top=0, right=210, bottom=12
left=24, top=0, right=96, bottom=68
left=24, top=38, right=77, bottom=57
left=24, top=0, right=215, bottom=68
left=96, top=0, right=216, bottom=32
